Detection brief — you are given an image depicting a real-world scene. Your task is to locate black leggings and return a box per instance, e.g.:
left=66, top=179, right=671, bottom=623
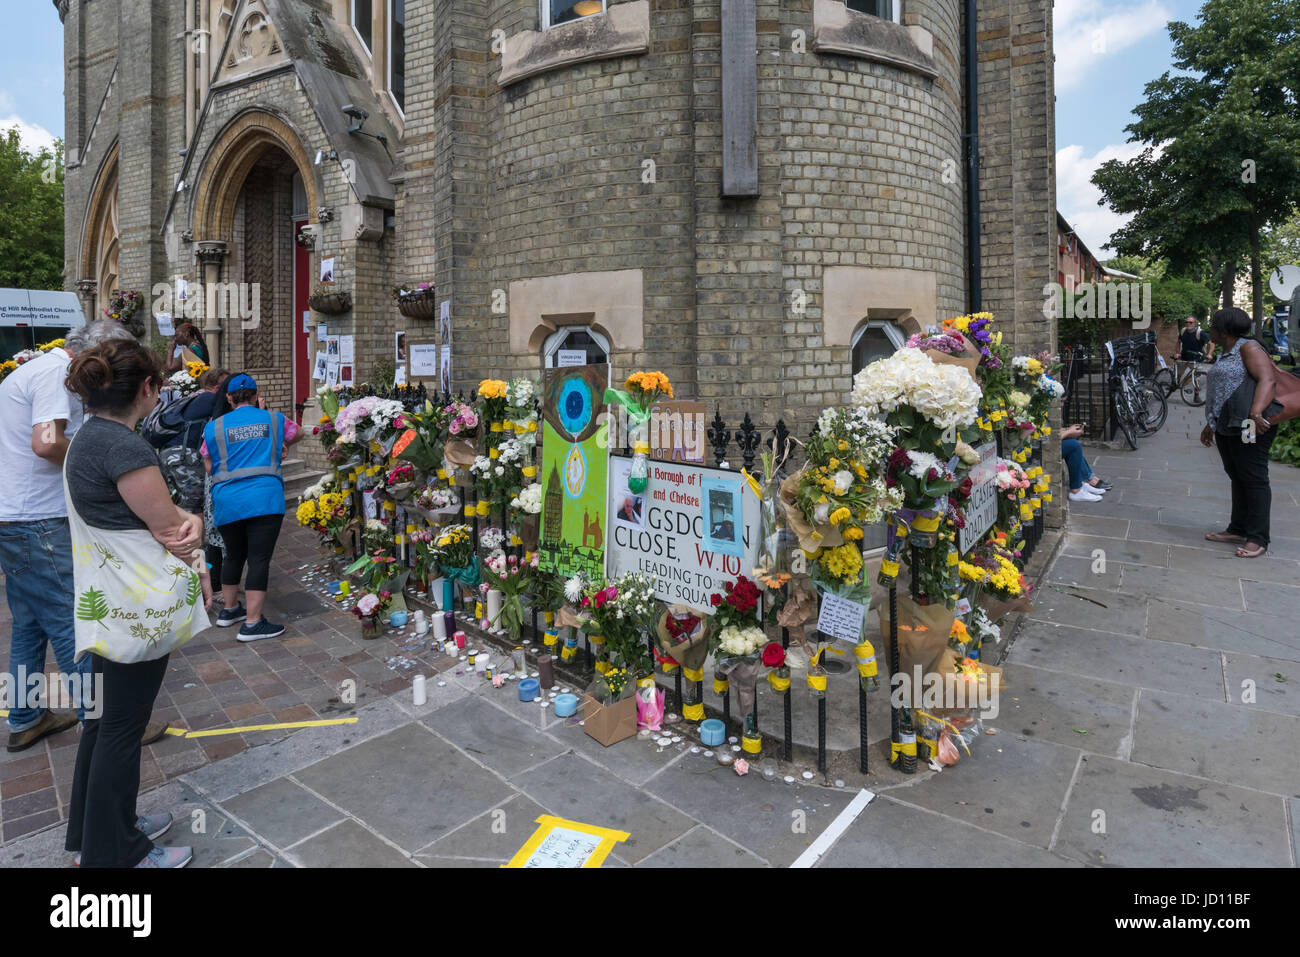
left=66, top=653, right=169, bottom=866
left=1215, top=429, right=1277, bottom=547
left=218, top=514, right=282, bottom=591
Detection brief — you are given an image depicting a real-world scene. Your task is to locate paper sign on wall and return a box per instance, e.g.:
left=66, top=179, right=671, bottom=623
left=317, top=325, right=328, bottom=342
left=302, top=310, right=310, bottom=334
left=312, top=353, right=329, bottom=381
left=156, top=313, right=175, bottom=337
left=394, top=366, right=407, bottom=386
left=339, top=335, right=355, bottom=363
left=557, top=349, right=586, bottom=367
left=409, top=343, right=438, bottom=377
left=817, top=591, right=867, bottom=643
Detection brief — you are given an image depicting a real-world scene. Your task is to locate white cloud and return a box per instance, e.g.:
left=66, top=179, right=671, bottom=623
left=1056, top=140, right=1151, bottom=257
left=0, top=88, right=59, bottom=155
left=0, top=114, right=58, bottom=155
left=1054, top=0, right=1172, bottom=92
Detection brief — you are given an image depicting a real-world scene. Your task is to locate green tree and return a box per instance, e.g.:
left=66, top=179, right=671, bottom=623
left=1092, top=0, right=1300, bottom=324
left=0, top=128, right=64, bottom=290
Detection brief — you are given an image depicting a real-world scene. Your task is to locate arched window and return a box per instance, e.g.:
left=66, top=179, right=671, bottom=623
left=846, top=0, right=900, bottom=23
left=850, top=319, right=906, bottom=375
left=849, top=320, right=904, bottom=553
left=542, top=325, right=610, bottom=369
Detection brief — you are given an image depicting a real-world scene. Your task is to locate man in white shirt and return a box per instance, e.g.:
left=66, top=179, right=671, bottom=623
left=0, top=319, right=135, bottom=751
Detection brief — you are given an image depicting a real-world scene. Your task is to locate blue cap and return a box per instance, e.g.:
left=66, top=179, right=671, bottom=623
left=227, top=373, right=257, bottom=392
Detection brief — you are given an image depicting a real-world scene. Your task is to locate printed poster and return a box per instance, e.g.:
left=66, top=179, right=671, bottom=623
left=700, top=474, right=743, bottom=558
left=605, top=460, right=760, bottom=611
left=538, top=364, right=609, bottom=583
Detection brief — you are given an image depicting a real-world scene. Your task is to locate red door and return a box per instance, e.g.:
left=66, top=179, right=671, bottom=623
left=292, top=217, right=310, bottom=423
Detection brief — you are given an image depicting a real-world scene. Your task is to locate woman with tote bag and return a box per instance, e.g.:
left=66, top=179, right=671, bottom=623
left=62, top=340, right=211, bottom=867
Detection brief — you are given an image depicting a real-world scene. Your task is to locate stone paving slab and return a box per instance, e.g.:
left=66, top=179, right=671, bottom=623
left=1052, top=754, right=1293, bottom=867
left=819, top=794, right=1079, bottom=868
left=638, top=824, right=767, bottom=868
left=1131, top=690, right=1300, bottom=797
left=512, top=752, right=694, bottom=864
left=284, top=818, right=416, bottom=868
left=1026, top=585, right=1148, bottom=638
left=1060, top=533, right=1169, bottom=568
left=995, top=663, right=1138, bottom=758
left=218, top=776, right=345, bottom=851
left=1166, top=543, right=1300, bottom=585
left=415, top=793, right=549, bottom=863
left=644, top=750, right=853, bottom=866
left=1145, top=599, right=1300, bottom=662
left=1241, top=579, right=1300, bottom=616
left=1008, top=621, right=1224, bottom=699
left=181, top=697, right=409, bottom=803
left=1117, top=564, right=1244, bottom=609
left=874, top=732, right=1081, bottom=848
left=422, top=695, right=566, bottom=779
left=1043, top=554, right=1123, bottom=591
left=293, top=723, right=505, bottom=853
left=1222, top=653, right=1300, bottom=717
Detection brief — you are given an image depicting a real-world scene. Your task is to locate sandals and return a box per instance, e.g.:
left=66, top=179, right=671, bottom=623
left=1205, top=531, right=1247, bottom=543
left=1235, top=543, right=1268, bottom=558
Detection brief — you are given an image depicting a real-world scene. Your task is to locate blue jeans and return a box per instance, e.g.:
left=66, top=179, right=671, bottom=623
left=0, top=518, right=92, bottom=729
left=1062, top=439, right=1093, bottom=491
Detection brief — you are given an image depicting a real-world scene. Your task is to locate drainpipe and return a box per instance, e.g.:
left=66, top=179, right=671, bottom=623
left=184, top=0, right=194, bottom=145
left=964, top=0, right=981, bottom=313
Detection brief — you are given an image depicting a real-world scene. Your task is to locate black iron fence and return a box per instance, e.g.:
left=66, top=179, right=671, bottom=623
left=1061, top=331, right=1158, bottom=441
left=326, top=393, right=1047, bottom=775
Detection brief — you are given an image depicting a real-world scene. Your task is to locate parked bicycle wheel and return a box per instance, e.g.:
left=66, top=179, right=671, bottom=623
left=1180, top=368, right=1208, bottom=407
left=1150, top=367, right=1176, bottom=397
left=1111, top=381, right=1140, bottom=450
left=1137, top=384, right=1168, bottom=435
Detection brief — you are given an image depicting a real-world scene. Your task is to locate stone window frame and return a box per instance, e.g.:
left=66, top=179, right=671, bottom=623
left=499, top=0, right=650, bottom=88
left=350, top=0, right=373, bottom=52
left=811, top=0, right=937, bottom=79
left=540, top=0, right=607, bottom=32
left=845, top=0, right=901, bottom=25
left=541, top=324, right=611, bottom=369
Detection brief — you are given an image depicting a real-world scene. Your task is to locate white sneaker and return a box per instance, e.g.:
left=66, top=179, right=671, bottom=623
left=1086, top=483, right=1108, bottom=494
left=1069, top=487, right=1103, bottom=502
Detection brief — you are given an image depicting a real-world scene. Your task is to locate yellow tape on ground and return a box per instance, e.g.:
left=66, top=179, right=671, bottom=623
left=181, top=717, right=358, bottom=739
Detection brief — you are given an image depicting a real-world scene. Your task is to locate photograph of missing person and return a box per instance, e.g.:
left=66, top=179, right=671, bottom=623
left=395, top=330, right=407, bottom=361
left=700, top=474, right=743, bottom=558
left=708, top=489, right=735, bottom=542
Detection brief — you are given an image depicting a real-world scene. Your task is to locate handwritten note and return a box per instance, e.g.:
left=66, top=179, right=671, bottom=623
left=504, top=815, right=630, bottom=869
left=817, top=591, right=866, bottom=643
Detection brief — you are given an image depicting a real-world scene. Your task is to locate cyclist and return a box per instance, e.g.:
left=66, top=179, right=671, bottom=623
left=1177, top=316, right=1213, bottom=364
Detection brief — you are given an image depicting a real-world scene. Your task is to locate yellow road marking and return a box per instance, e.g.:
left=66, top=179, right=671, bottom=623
left=0, top=711, right=358, bottom=739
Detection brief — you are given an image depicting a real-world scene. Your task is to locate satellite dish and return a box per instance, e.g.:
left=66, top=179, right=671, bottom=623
left=1268, top=264, right=1300, bottom=301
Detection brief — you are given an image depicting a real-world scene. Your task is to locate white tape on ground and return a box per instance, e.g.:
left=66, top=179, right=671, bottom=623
left=788, top=787, right=875, bottom=868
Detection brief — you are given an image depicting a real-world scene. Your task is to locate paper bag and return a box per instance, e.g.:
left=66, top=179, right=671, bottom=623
left=582, top=693, right=637, bottom=747
left=876, top=594, right=956, bottom=681
left=780, top=471, right=842, bottom=552
left=443, top=437, right=478, bottom=469
left=922, top=331, right=982, bottom=380
left=654, top=608, right=710, bottom=671
left=979, top=594, right=1034, bottom=623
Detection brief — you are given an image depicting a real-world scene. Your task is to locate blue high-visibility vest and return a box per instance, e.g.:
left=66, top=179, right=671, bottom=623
left=204, top=406, right=286, bottom=526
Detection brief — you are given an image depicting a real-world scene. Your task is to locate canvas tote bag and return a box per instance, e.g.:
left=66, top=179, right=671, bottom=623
left=63, top=460, right=209, bottom=663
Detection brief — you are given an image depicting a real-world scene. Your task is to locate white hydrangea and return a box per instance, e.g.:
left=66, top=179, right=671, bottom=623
left=850, top=347, right=982, bottom=430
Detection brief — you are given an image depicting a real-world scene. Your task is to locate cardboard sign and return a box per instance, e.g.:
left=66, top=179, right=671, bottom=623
left=958, top=441, right=999, bottom=554
left=650, top=401, right=706, bottom=464
left=817, top=591, right=867, bottom=643
left=605, top=460, right=760, bottom=611
left=504, top=816, right=629, bottom=869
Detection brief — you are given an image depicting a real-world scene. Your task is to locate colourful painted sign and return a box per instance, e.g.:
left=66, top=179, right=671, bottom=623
left=539, top=364, right=609, bottom=582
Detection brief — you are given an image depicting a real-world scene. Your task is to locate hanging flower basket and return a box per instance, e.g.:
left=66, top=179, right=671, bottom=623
left=309, top=287, right=353, bottom=315
left=105, top=290, right=145, bottom=337
left=393, top=283, right=437, bottom=319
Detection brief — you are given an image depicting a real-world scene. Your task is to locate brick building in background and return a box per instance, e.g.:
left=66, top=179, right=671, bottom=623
left=58, top=0, right=1057, bottom=475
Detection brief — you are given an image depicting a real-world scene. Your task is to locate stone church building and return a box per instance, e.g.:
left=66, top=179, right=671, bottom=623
left=58, top=0, right=1056, bottom=433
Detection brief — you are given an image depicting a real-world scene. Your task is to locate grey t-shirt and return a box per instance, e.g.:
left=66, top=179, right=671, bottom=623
left=66, top=416, right=161, bottom=531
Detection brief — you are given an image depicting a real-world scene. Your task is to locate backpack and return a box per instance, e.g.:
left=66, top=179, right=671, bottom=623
left=142, top=391, right=206, bottom=449
left=159, top=445, right=206, bottom=513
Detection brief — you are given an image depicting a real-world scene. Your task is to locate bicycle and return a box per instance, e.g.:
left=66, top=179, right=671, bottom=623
left=1112, top=353, right=1167, bottom=445
left=1150, top=352, right=1211, bottom=407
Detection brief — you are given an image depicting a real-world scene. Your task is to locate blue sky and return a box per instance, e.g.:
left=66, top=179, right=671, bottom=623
left=4, top=0, right=1202, bottom=258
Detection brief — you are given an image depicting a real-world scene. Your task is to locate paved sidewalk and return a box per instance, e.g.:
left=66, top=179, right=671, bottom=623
left=2, top=400, right=1296, bottom=867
